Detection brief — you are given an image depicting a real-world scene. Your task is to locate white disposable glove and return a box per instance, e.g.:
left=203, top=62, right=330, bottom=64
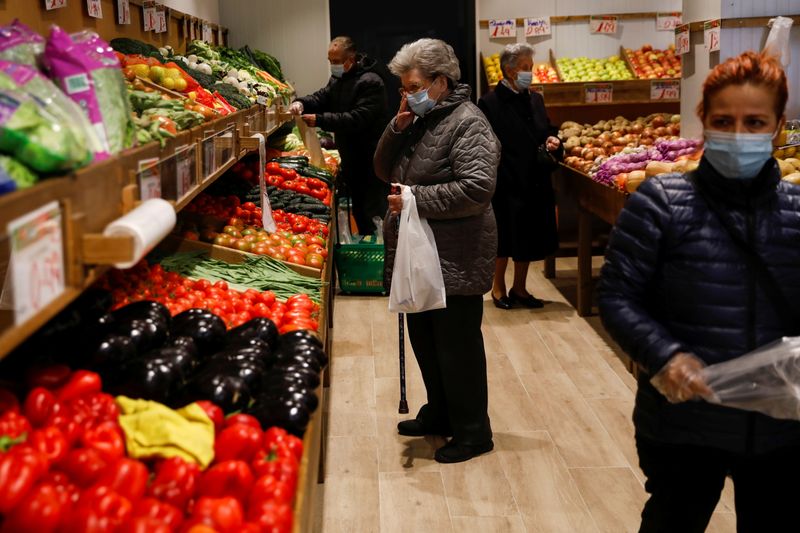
left=289, top=101, right=304, bottom=115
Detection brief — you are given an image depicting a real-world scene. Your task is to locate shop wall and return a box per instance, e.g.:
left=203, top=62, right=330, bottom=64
left=220, top=0, right=331, bottom=97
left=162, top=0, right=220, bottom=24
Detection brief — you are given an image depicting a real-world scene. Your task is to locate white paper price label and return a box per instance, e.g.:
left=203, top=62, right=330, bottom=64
left=117, top=0, right=130, bottom=24
left=489, top=19, right=516, bottom=39
left=143, top=7, right=156, bottom=31
left=525, top=17, right=551, bottom=37
left=704, top=19, right=721, bottom=52
left=590, top=16, right=618, bottom=34
left=138, top=158, right=161, bottom=200
left=155, top=10, right=167, bottom=33
left=584, top=83, right=613, bottom=104
left=202, top=22, right=211, bottom=42
left=86, top=0, right=102, bottom=17
left=8, top=202, right=65, bottom=325
left=675, top=24, right=690, bottom=55
left=650, top=80, right=680, bottom=101
left=45, top=0, right=67, bottom=10
left=176, top=148, right=193, bottom=200
left=203, top=139, right=215, bottom=177
left=656, top=12, right=682, bottom=31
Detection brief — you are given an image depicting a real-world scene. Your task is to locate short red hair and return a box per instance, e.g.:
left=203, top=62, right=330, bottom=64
left=697, top=51, right=788, bottom=121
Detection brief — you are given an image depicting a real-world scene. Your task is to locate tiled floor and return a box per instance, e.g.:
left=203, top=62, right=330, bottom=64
left=315, top=258, right=736, bottom=533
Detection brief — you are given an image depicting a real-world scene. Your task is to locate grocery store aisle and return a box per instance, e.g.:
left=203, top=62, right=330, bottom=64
left=316, top=258, right=737, bottom=533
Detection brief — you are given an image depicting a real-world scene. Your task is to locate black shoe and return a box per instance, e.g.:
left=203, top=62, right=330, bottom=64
left=508, top=290, right=544, bottom=309
left=491, top=293, right=512, bottom=310
left=434, top=440, right=494, bottom=463
left=397, top=419, right=453, bottom=437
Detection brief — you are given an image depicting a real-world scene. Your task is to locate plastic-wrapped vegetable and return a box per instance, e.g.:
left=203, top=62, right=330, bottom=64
left=0, top=60, right=103, bottom=158
left=0, top=20, right=44, bottom=66
left=0, top=87, right=90, bottom=173
left=44, top=26, right=135, bottom=158
left=0, top=154, right=36, bottom=194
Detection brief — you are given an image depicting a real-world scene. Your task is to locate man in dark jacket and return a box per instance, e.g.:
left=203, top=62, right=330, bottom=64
left=289, top=36, right=390, bottom=235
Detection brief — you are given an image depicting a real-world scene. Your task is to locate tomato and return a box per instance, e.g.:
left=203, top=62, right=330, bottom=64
left=243, top=234, right=258, bottom=244
left=292, top=220, right=308, bottom=233
left=278, top=167, right=298, bottom=180
left=223, top=226, right=242, bottom=238
left=294, top=183, right=312, bottom=196
left=305, top=253, right=325, bottom=269
left=234, top=240, right=253, bottom=252
left=309, top=188, right=327, bottom=200
left=259, top=291, right=276, bottom=307
left=308, top=235, right=326, bottom=246
left=266, top=175, right=283, bottom=187
left=213, top=280, right=229, bottom=292
left=251, top=244, right=269, bottom=255
left=194, top=279, right=212, bottom=292
left=287, top=255, right=305, bottom=265
left=267, top=251, right=287, bottom=261
left=265, top=162, right=282, bottom=174
left=242, top=202, right=257, bottom=212
left=227, top=218, right=245, bottom=228
left=251, top=303, right=271, bottom=318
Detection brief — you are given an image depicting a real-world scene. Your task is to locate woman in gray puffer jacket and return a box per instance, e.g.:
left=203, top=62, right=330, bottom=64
left=374, top=38, right=500, bottom=464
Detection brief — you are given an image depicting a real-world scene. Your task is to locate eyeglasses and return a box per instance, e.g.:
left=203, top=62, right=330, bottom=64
left=398, top=85, right=429, bottom=98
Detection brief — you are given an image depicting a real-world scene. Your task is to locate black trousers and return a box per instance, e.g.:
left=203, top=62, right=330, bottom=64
left=637, top=436, right=800, bottom=533
left=405, top=294, right=492, bottom=445
left=340, top=161, right=389, bottom=236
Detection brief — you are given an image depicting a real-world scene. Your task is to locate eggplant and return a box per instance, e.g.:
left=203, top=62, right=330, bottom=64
left=169, top=336, right=198, bottom=358
left=145, top=345, right=198, bottom=383
left=117, top=358, right=177, bottom=404
left=274, top=352, right=321, bottom=374
left=111, top=300, right=171, bottom=327
left=171, top=309, right=226, bottom=358
left=202, top=360, right=265, bottom=396
left=280, top=343, right=328, bottom=368
left=111, top=317, right=168, bottom=354
left=89, top=334, right=137, bottom=382
left=187, top=374, right=251, bottom=413
left=262, top=372, right=314, bottom=393
left=247, top=396, right=310, bottom=437
left=212, top=341, right=273, bottom=368
left=275, top=358, right=319, bottom=377
left=257, top=385, right=318, bottom=412
left=278, top=329, right=322, bottom=350
left=273, top=366, right=320, bottom=389
left=228, top=318, right=279, bottom=349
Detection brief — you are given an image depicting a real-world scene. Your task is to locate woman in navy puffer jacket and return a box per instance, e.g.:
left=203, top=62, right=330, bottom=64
left=599, top=51, right=800, bottom=533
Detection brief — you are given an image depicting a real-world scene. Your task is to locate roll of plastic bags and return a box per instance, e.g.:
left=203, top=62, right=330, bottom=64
left=701, top=336, right=800, bottom=421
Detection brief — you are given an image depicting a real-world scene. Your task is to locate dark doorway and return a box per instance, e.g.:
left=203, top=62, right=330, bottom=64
left=329, top=1, right=477, bottom=113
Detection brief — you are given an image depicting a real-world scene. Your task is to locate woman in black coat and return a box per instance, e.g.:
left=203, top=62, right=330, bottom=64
left=478, top=43, right=562, bottom=309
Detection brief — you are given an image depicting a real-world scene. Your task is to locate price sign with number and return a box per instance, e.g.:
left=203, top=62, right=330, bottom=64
left=656, top=12, right=682, bottom=31
left=143, top=7, right=156, bottom=31
left=117, top=0, right=130, bottom=24
left=86, top=0, right=102, bottom=17
left=650, top=80, right=680, bottom=101
left=525, top=17, right=551, bottom=37
left=8, top=202, right=65, bottom=325
left=138, top=158, right=161, bottom=200
left=585, top=83, right=613, bottom=104
left=675, top=24, right=690, bottom=55
left=704, top=19, right=721, bottom=52
left=489, top=19, right=516, bottom=39
left=202, top=22, right=211, bottom=42
left=45, top=0, right=67, bottom=10
left=590, top=16, right=618, bottom=34
left=155, top=9, right=167, bottom=33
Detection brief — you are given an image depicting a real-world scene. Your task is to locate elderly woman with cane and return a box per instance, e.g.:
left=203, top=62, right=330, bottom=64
left=374, top=38, right=500, bottom=464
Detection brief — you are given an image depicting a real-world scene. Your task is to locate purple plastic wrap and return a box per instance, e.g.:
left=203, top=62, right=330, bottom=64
left=0, top=20, right=45, bottom=66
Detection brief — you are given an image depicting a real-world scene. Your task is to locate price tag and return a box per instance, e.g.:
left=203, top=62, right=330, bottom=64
left=489, top=19, right=516, bottom=39
left=203, top=139, right=216, bottom=177
left=590, top=16, right=618, bottom=34
left=656, top=12, right=682, bottom=31
left=531, top=85, right=544, bottom=95
left=8, top=202, right=65, bottom=325
left=155, top=9, right=167, bottom=33
left=143, top=7, right=156, bottom=31
left=45, top=0, right=67, bottom=10
left=117, top=0, right=130, bottom=24
left=704, top=19, right=721, bottom=52
left=175, top=146, right=194, bottom=200
left=525, top=17, right=551, bottom=37
left=675, top=24, right=690, bottom=55
left=584, top=83, right=613, bottom=104
left=202, top=22, right=211, bottom=42
left=138, top=158, right=161, bottom=200
left=86, top=0, right=102, bottom=17
left=650, top=80, right=680, bottom=101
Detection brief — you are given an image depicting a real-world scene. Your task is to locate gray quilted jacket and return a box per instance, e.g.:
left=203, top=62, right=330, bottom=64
left=374, top=83, right=500, bottom=296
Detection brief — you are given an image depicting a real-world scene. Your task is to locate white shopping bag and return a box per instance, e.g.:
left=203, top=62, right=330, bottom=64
left=764, top=16, right=794, bottom=67
left=388, top=185, right=447, bottom=313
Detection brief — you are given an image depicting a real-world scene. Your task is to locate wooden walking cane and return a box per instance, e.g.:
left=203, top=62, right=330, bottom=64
left=392, top=184, right=409, bottom=414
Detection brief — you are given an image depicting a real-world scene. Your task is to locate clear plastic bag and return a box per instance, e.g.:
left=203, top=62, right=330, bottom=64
left=764, top=16, right=794, bottom=67
left=372, top=216, right=384, bottom=244
left=701, top=336, right=800, bottom=421
left=388, top=185, right=446, bottom=314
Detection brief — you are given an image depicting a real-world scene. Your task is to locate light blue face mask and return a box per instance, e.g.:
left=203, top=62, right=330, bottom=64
left=515, top=71, right=533, bottom=91
left=330, top=63, right=345, bottom=78
left=406, top=85, right=437, bottom=116
left=703, top=130, right=776, bottom=179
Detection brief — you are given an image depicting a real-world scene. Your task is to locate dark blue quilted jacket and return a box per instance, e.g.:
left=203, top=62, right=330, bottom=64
left=598, top=157, right=800, bottom=454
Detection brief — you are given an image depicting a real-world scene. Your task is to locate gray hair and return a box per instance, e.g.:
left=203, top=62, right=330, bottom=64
left=388, top=38, right=461, bottom=83
left=500, top=43, right=535, bottom=77
left=330, top=36, right=356, bottom=57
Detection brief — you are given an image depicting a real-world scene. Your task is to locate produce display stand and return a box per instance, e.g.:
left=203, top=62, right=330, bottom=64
left=547, top=164, right=628, bottom=316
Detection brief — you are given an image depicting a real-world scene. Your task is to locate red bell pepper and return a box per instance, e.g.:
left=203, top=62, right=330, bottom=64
left=247, top=500, right=293, bottom=533
left=0, top=447, right=48, bottom=513
left=119, top=517, right=173, bottom=533
left=249, top=474, right=294, bottom=508
left=0, top=410, right=31, bottom=441
left=0, top=482, right=64, bottom=533
left=26, top=364, right=72, bottom=390
left=80, top=421, right=125, bottom=464
left=61, top=486, right=133, bottom=533
left=187, top=496, right=244, bottom=533
left=197, top=460, right=254, bottom=503
left=223, top=414, right=261, bottom=431
left=264, top=426, right=303, bottom=462
left=0, top=387, right=19, bottom=414
left=55, top=370, right=102, bottom=403
left=214, top=423, right=262, bottom=463
left=40, top=471, right=79, bottom=509
left=94, top=458, right=149, bottom=502
left=29, top=426, right=68, bottom=465
left=58, top=447, right=108, bottom=488
left=146, top=457, right=201, bottom=510
left=132, top=497, right=184, bottom=530
left=45, top=412, right=81, bottom=448
left=196, top=401, right=224, bottom=434
left=23, top=387, right=58, bottom=428
left=251, top=449, right=298, bottom=494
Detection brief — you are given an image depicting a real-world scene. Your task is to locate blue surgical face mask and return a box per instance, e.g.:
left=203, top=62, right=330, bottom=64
left=515, top=71, right=533, bottom=91
left=703, top=130, right=776, bottom=179
left=330, top=63, right=345, bottom=78
left=406, top=83, right=437, bottom=116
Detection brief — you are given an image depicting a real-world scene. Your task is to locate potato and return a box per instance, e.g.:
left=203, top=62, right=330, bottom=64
left=784, top=157, right=800, bottom=170
left=645, top=161, right=675, bottom=177
left=561, top=121, right=581, bottom=130
left=778, top=158, right=795, bottom=176
left=783, top=171, right=800, bottom=185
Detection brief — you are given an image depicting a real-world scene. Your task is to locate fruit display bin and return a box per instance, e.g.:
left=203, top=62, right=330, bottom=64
left=621, top=45, right=682, bottom=80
